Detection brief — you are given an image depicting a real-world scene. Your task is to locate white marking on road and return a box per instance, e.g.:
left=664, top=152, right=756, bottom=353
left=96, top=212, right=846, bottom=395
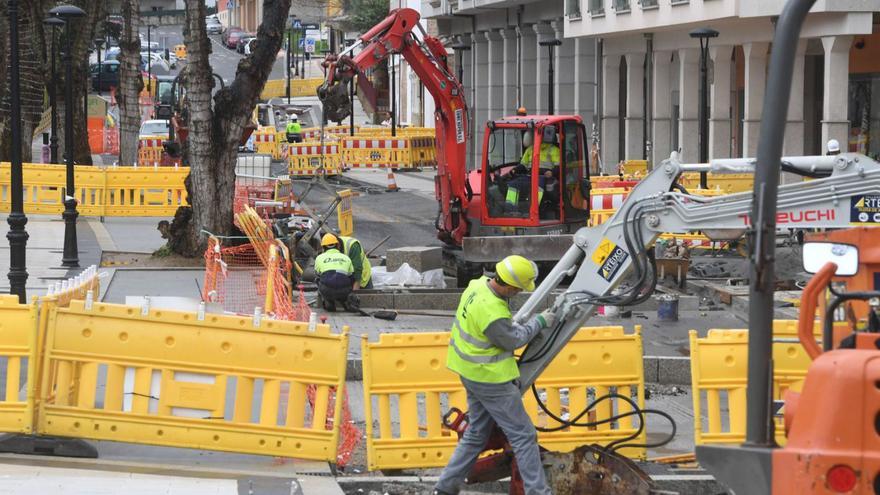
left=87, top=219, right=118, bottom=251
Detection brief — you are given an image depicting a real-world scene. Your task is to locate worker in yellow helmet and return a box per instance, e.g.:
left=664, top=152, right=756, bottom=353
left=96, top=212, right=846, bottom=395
left=339, top=235, right=372, bottom=290
left=434, top=255, right=555, bottom=495
left=314, top=233, right=356, bottom=312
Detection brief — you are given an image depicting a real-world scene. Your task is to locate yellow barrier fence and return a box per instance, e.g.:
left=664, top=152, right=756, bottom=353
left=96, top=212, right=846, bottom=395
left=340, top=137, right=417, bottom=169
left=361, top=325, right=646, bottom=471
left=300, top=126, right=356, bottom=142
left=252, top=128, right=281, bottom=159
left=259, top=78, right=324, bottom=100
left=0, top=163, right=188, bottom=217
left=689, top=320, right=840, bottom=446
left=679, top=173, right=754, bottom=193
left=0, top=295, right=38, bottom=435
left=287, top=143, right=343, bottom=176
left=37, top=299, right=349, bottom=461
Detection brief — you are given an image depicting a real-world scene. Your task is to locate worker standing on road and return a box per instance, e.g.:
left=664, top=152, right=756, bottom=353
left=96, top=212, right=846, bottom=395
left=339, top=235, right=373, bottom=290
left=433, top=255, right=556, bottom=495
left=286, top=114, right=302, bottom=143
left=315, top=234, right=356, bottom=312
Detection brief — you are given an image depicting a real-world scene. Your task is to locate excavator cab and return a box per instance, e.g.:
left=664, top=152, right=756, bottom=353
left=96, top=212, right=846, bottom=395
left=481, top=116, right=590, bottom=231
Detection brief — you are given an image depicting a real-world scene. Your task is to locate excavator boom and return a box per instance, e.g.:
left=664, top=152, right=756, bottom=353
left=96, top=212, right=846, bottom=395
left=318, top=8, right=471, bottom=245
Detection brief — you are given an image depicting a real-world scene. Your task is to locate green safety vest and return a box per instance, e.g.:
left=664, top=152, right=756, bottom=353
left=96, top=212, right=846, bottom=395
left=446, top=276, right=519, bottom=383
left=520, top=143, right=560, bottom=167
left=286, top=121, right=302, bottom=134
left=340, top=236, right=371, bottom=287
left=505, top=183, right=544, bottom=206
left=315, top=248, right=353, bottom=275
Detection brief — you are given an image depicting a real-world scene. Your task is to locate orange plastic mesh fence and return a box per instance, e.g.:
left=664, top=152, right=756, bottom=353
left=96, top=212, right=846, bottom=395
left=306, top=384, right=362, bottom=467
left=203, top=237, right=309, bottom=322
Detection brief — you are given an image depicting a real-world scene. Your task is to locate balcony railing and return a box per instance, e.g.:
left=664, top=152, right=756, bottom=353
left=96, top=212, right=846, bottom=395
left=588, top=0, right=604, bottom=16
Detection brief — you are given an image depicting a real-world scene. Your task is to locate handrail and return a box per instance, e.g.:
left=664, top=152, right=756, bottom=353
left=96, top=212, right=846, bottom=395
left=796, top=262, right=837, bottom=360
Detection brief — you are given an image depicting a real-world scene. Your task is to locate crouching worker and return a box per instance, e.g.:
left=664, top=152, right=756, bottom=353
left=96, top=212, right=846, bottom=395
left=315, top=233, right=357, bottom=312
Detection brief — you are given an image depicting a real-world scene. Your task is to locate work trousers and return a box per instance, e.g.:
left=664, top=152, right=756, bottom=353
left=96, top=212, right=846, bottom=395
left=434, top=377, right=550, bottom=495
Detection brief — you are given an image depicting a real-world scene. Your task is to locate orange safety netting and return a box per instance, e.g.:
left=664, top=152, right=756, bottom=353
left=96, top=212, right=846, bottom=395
left=203, top=236, right=310, bottom=322
left=307, top=384, right=362, bottom=468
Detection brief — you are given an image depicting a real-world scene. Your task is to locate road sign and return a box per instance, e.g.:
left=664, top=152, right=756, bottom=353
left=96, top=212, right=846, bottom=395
left=227, top=0, right=234, bottom=8
left=298, top=38, right=304, bottom=49
left=302, top=23, right=320, bottom=30
left=291, top=18, right=301, bottom=29
left=305, top=38, right=316, bottom=54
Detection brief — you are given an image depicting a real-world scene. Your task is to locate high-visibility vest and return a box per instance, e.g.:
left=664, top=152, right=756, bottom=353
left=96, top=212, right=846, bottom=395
left=520, top=143, right=560, bottom=167
left=286, top=121, right=301, bottom=134
left=446, top=276, right=519, bottom=383
left=315, top=248, right=353, bottom=275
left=340, top=236, right=371, bottom=287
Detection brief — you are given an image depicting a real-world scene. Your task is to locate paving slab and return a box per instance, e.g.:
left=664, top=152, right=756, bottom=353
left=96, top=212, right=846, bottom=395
left=96, top=217, right=170, bottom=253
left=102, top=268, right=206, bottom=303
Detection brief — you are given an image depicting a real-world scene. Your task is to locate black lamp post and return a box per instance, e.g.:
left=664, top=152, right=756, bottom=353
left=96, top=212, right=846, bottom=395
left=44, top=16, right=65, bottom=165
left=690, top=27, right=719, bottom=188
left=50, top=3, right=86, bottom=269
left=7, top=0, right=29, bottom=302
left=94, top=37, right=104, bottom=96
left=287, top=16, right=296, bottom=104
left=451, top=40, right=470, bottom=86
left=539, top=37, right=563, bottom=115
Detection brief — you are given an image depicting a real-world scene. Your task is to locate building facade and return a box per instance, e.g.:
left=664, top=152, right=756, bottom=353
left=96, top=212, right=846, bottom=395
left=422, top=0, right=597, bottom=169
left=565, top=0, right=880, bottom=170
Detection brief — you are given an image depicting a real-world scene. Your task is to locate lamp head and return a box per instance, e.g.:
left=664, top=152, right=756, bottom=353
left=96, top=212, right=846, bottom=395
left=539, top=38, right=563, bottom=47
left=43, top=17, right=66, bottom=27
left=689, top=27, right=719, bottom=39
left=49, top=5, right=86, bottom=19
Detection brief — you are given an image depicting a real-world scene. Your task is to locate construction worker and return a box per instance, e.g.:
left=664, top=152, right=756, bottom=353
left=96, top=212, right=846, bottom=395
left=315, top=233, right=356, bottom=312
left=520, top=125, right=560, bottom=168
left=433, top=255, right=555, bottom=495
left=286, top=114, right=302, bottom=143
left=827, top=138, right=841, bottom=156
left=339, top=235, right=373, bottom=290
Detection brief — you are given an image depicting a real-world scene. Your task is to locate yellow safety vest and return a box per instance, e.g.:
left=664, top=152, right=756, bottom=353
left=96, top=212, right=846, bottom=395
left=286, top=121, right=301, bottom=134
left=340, top=236, right=372, bottom=287
left=315, top=248, right=353, bottom=275
left=520, top=143, right=560, bottom=167
left=446, top=276, right=519, bottom=383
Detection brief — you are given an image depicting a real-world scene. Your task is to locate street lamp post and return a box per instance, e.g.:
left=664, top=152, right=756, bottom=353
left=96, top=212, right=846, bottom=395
left=50, top=3, right=86, bottom=269
left=286, top=17, right=294, bottom=104
left=451, top=40, right=471, bottom=87
left=44, top=17, right=65, bottom=164
left=690, top=27, right=719, bottom=189
left=6, top=0, right=29, bottom=302
left=538, top=38, right=562, bottom=115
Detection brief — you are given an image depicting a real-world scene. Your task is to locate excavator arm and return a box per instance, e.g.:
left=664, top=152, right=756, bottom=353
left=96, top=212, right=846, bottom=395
left=318, top=8, right=471, bottom=245
left=516, top=152, right=880, bottom=391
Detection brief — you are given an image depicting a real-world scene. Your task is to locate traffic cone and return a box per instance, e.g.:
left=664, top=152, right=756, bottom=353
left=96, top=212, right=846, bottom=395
left=386, top=170, right=399, bottom=192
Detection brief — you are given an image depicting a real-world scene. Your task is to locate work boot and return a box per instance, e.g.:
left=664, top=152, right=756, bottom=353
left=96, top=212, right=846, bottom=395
left=322, top=299, right=337, bottom=312
left=344, top=293, right=360, bottom=311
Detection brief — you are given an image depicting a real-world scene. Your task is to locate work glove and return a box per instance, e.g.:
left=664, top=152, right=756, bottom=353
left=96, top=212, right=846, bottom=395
left=536, top=309, right=557, bottom=329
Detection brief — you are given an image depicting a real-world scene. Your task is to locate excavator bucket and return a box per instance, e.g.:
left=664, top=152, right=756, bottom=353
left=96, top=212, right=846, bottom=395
left=317, top=81, right=352, bottom=122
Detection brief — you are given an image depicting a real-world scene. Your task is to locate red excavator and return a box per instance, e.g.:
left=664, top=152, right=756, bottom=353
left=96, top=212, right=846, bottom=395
left=318, top=9, right=593, bottom=284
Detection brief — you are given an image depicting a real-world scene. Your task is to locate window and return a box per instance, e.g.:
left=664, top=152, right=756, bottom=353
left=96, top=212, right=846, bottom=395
left=567, top=0, right=582, bottom=18
left=639, top=0, right=658, bottom=8
left=485, top=128, right=531, bottom=219
left=562, top=121, right=589, bottom=221
left=588, top=0, right=604, bottom=16
left=849, top=74, right=880, bottom=160
left=612, top=0, right=630, bottom=12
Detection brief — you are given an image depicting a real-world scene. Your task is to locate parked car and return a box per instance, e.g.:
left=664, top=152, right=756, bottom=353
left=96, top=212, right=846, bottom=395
left=140, top=51, right=170, bottom=72
left=89, top=60, right=120, bottom=92
left=139, top=119, right=170, bottom=140
left=222, top=27, right=245, bottom=49
left=206, top=18, right=224, bottom=34
left=236, top=35, right=255, bottom=54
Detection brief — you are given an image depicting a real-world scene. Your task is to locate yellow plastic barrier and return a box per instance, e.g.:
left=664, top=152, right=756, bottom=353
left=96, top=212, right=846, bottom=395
left=0, top=163, right=188, bottom=217
left=361, top=325, right=646, bottom=470
left=356, top=127, right=435, bottom=138
left=0, top=295, right=38, bottom=434
left=679, top=173, right=753, bottom=193
left=252, top=128, right=280, bottom=159
left=689, top=320, right=840, bottom=447
left=287, top=143, right=342, bottom=176
left=340, top=137, right=415, bottom=169
left=137, top=135, right=165, bottom=167
left=38, top=300, right=350, bottom=461
left=618, top=160, right=649, bottom=176
left=300, top=125, right=356, bottom=142
left=259, top=78, right=324, bottom=100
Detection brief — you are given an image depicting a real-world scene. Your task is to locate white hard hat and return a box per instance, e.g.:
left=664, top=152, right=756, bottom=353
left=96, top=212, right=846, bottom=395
left=291, top=114, right=298, bottom=121
left=827, top=139, right=840, bottom=154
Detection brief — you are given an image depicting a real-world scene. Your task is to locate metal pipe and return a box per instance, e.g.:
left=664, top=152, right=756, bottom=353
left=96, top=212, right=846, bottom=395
left=286, top=28, right=291, bottom=104
left=595, top=38, right=603, bottom=174
left=391, top=54, right=397, bottom=136
left=745, top=0, right=817, bottom=448
left=645, top=33, right=653, bottom=168
left=7, top=0, right=29, bottom=302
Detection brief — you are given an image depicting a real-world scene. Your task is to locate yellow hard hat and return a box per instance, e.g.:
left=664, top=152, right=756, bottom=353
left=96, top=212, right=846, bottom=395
left=495, top=255, right=538, bottom=291
left=321, top=233, right=339, bottom=248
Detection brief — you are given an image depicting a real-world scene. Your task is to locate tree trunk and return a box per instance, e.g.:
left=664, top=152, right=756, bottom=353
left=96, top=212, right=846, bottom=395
left=173, top=0, right=291, bottom=256
left=118, top=0, right=143, bottom=166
